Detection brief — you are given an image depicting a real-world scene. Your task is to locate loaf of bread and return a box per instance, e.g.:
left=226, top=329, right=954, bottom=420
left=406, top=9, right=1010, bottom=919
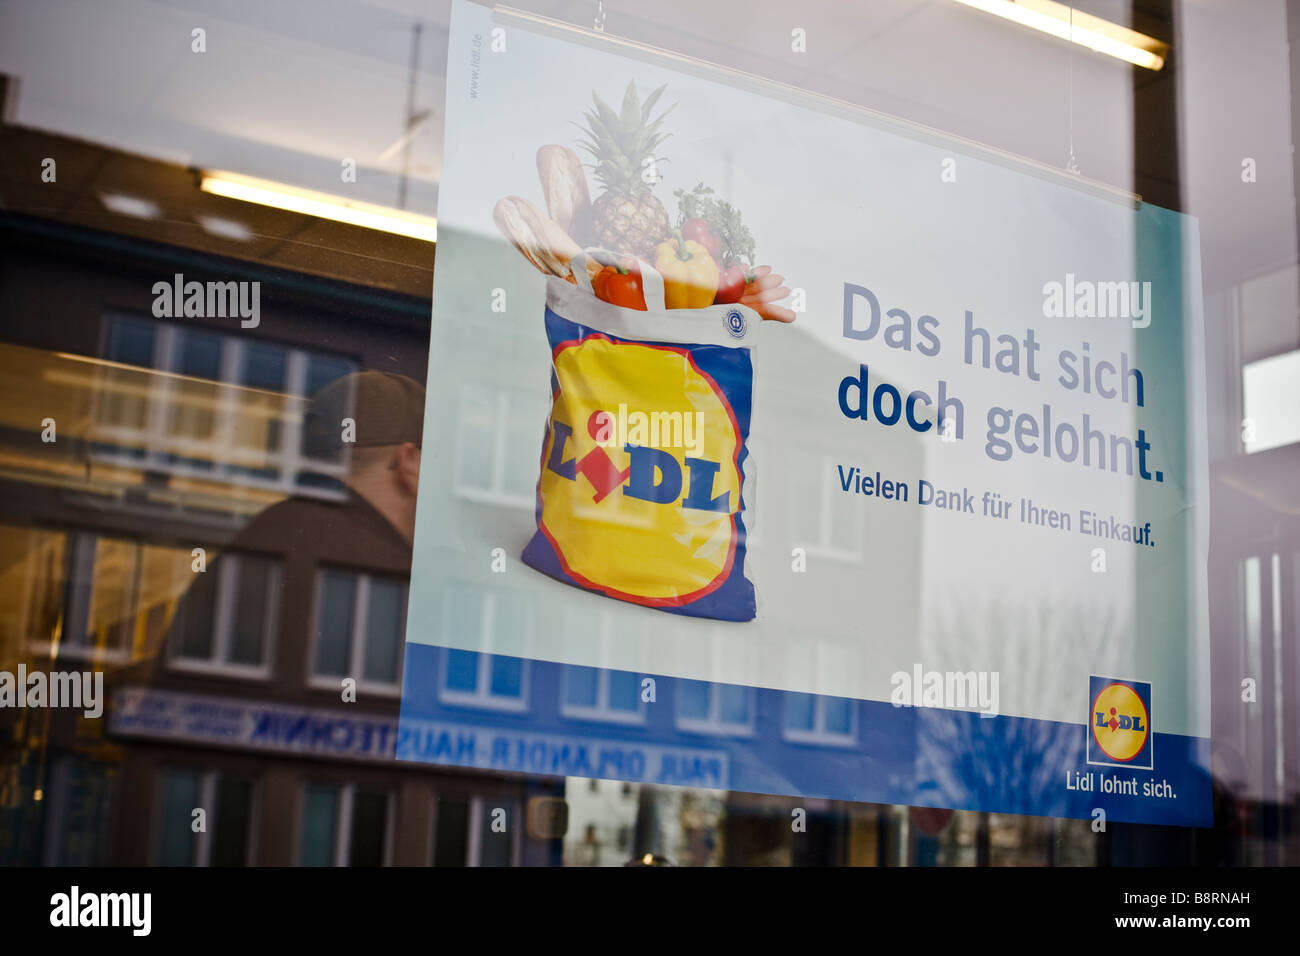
left=493, top=195, right=582, bottom=277
left=537, top=145, right=591, bottom=243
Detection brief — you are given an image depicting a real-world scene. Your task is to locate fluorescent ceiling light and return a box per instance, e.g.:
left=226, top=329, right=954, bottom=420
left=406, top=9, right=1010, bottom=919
left=197, top=215, right=254, bottom=241
left=954, top=0, right=1167, bottom=70
left=200, top=171, right=437, bottom=242
left=100, top=193, right=161, bottom=219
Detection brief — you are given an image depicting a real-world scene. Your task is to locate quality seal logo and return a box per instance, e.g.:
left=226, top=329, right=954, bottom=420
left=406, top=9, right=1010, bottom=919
left=724, top=308, right=747, bottom=339
left=1087, top=676, right=1153, bottom=770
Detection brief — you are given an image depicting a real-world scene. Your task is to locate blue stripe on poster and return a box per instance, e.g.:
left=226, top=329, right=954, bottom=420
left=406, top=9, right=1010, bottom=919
left=397, top=644, right=1213, bottom=827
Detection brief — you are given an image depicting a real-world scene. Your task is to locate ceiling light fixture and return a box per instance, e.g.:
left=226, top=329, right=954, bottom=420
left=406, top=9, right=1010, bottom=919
left=200, top=171, right=437, bottom=242
left=954, top=0, right=1167, bottom=70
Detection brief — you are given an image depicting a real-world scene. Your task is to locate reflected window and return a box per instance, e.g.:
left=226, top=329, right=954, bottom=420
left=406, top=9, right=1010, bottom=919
left=438, top=586, right=530, bottom=710
left=676, top=679, right=755, bottom=736
left=310, top=569, right=406, bottom=690
left=93, top=314, right=355, bottom=495
left=789, top=450, right=864, bottom=561
left=454, top=382, right=546, bottom=508
left=52, top=533, right=192, bottom=662
left=171, top=553, right=280, bottom=676
left=783, top=691, right=857, bottom=745
left=561, top=664, right=644, bottom=724
left=440, top=649, right=527, bottom=710
left=155, top=770, right=254, bottom=866
left=298, top=783, right=391, bottom=867
left=558, top=608, right=647, bottom=723
left=0, top=526, right=67, bottom=653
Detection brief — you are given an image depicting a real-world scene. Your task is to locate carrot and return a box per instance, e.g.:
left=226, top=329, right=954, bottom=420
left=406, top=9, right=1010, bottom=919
left=740, top=265, right=796, bottom=322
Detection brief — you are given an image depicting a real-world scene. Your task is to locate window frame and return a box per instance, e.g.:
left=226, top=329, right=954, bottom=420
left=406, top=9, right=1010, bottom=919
left=153, top=768, right=258, bottom=867
left=793, top=448, right=865, bottom=563
left=92, top=312, right=355, bottom=499
left=306, top=567, right=408, bottom=697
left=675, top=679, right=758, bottom=737
left=168, top=552, right=280, bottom=680
left=452, top=381, right=544, bottom=510
left=295, top=781, right=394, bottom=867
left=436, top=586, right=532, bottom=712
left=557, top=607, right=647, bottom=724
left=781, top=690, right=859, bottom=747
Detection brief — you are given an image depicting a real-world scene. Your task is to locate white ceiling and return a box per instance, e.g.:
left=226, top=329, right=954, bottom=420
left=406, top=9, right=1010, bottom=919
left=0, top=0, right=1294, bottom=297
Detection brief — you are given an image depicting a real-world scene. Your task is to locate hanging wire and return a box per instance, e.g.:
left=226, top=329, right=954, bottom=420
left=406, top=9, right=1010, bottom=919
left=1066, top=5, right=1080, bottom=174
left=594, top=0, right=606, bottom=33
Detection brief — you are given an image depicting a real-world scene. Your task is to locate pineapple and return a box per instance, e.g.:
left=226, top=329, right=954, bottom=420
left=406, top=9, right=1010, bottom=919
left=578, top=82, right=674, bottom=260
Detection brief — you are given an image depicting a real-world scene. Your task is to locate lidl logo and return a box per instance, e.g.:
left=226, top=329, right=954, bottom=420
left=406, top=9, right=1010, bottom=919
left=1086, top=676, right=1153, bottom=770
left=531, top=333, right=743, bottom=608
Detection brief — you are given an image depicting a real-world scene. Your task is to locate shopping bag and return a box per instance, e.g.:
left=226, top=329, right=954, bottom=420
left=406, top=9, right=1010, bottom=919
left=521, top=253, right=759, bottom=621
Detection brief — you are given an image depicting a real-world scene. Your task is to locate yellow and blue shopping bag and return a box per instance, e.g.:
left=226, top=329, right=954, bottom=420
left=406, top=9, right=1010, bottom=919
left=521, top=262, right=758, bottom=621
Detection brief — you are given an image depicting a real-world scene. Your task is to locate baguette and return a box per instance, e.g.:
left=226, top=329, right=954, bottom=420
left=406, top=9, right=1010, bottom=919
left=493, top=195, right=582, bottom=277
left=537, top=145, right=591, bottom=243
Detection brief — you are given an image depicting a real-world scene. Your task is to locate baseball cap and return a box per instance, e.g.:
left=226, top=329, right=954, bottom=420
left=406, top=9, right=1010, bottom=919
left=302, top=370, right=425, bottom=458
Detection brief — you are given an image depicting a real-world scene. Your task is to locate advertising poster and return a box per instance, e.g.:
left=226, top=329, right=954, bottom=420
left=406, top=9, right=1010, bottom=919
left=399, top=0, right=1212, bottom=826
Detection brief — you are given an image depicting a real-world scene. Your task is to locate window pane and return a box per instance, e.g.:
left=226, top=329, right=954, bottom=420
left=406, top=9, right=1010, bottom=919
left=607, top=670, right=640, bottom=713
left=565, top=665, right=598, bottom=708
left=433, top=797, right=469, bottom=867
left=362, top=578, right=403, bottom=684
left=490, top=591, right=528, bottom=658
left=84, top=537, right=136, bottom=653
left=785, top=692, right=816, bottom=732
left=301, top=355, right=354, bottom=464
left=168, top=331, right=222, bottom=453
left=679, top=679, right=709, bottom=721
left=313, top=571, right=355, bottom=676
left=456, top=386, right=495, bottom=491
left=229, top=556, right=273, bottom=666
left=501, top=392, right=542, bottom=499
left=444, top=587, right=482, bottom=643
left=789, top=456, right=823, bottom=549
left=241, top=343, right=286, bottom=390
left=348, top=790, right=388, bottom=867
left=234, top=343, right=287, bottom=474
left=157, top=771, right=200, bottom=865
left=174, top=559, right=218, bottom=660
left=445, top=649, right=479, bottom=693
left=175, top=329, right=222, bottom=378
left=488, top=655, right=522, bottom=699
left=211, top=777, right=252, bottom=867
left=824, top=696, right=853, bottom=736
left=829, top=486, right=860, bottom=554
left=306, top=355, right=352, bottom=396
left=719, top=683, right=751, bottom=725
left=107, top=317, right=156, bottom=367
left=479, top=803, right=511, bottom=867
left=299, top=785, right=339, bottom=866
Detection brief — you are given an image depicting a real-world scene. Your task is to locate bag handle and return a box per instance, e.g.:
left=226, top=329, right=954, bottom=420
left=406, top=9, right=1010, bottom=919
left=570, top=248, right=666, bottom=312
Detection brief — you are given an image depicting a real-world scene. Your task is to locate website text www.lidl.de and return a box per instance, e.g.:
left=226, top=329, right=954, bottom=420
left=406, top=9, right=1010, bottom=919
left=1114, top=915, right=1251, bottom=929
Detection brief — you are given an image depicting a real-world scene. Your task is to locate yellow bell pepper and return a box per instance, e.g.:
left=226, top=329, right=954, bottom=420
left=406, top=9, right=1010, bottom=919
left=654, top=229, right=719, bottom=310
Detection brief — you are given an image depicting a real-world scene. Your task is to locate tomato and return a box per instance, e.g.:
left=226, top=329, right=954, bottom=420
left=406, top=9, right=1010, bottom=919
left=714, top=262, right=748, bottom=304
left=681, top=217, right=721, bottom=260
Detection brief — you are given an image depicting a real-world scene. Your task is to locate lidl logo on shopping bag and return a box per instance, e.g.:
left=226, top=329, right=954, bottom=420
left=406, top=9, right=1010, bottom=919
left=521, top=311, right=756, bottom=621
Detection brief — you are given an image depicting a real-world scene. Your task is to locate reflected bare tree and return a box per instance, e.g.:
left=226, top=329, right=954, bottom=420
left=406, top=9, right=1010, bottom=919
left=914, top=596, right=1124, bottom=813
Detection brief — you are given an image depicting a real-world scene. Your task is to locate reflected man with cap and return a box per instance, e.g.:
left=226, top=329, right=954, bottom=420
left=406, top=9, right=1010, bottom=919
left=157, top=370, right=426, bottom=673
